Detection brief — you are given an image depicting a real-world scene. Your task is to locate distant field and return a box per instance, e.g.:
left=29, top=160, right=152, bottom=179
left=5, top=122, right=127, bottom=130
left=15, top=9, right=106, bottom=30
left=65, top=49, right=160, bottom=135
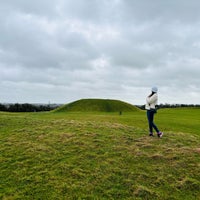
left=0, top=108, right=200, bottom=199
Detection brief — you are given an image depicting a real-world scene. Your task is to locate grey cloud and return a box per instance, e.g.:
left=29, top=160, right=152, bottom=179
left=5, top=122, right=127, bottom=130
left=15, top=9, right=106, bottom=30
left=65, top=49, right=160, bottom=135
left=119, top=0, right=200, bottom=24
left=0, top=12, right=98, bottom=70
left=1, top=0, right=200, bottom=104
left=1, top=0, right=60, bottom=18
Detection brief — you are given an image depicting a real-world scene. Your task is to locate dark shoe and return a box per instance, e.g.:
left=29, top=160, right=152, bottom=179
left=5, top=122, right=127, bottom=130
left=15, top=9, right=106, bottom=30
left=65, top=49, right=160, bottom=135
left=157, top=132, right=163, bottom=138
left=149, top=133, right=154, bottom=137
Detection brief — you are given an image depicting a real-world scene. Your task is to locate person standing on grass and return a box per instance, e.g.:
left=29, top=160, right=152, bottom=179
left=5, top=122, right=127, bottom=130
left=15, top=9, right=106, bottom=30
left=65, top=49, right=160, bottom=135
left=145, top=86, right=163, bottom=138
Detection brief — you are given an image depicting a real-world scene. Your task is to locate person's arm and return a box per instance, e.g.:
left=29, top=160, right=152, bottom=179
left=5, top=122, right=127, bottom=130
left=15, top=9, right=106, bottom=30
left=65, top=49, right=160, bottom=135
left=146, top=94, right=157, bottom=104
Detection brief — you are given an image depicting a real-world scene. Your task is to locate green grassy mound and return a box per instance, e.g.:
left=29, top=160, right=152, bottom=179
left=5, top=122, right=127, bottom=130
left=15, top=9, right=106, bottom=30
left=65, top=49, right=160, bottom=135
left=54, top=99, right=140, bottom=113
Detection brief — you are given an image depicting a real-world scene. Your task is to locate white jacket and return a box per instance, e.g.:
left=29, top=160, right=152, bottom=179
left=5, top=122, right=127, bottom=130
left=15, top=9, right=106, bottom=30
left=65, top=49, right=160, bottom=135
left=145, top=93, right=158, bottom=110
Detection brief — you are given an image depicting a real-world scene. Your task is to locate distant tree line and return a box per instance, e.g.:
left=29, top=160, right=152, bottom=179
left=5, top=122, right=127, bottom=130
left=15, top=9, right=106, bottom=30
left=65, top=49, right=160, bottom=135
left=1, top=103, right=200, bottom=112
left=0, top=103, right=60, bottom=112
left=137, top=103, right=200, bottom=110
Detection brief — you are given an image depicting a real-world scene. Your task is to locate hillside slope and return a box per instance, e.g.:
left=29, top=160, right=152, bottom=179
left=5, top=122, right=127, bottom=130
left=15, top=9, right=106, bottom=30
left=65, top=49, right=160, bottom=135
left=54, top=99, right=140, bottom=112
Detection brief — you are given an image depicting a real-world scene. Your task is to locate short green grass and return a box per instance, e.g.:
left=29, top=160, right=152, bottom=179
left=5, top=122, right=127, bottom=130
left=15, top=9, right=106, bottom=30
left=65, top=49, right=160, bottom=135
left=0, top=108, right=200, bottom=199
left=54, top=99, right=140, bottom=113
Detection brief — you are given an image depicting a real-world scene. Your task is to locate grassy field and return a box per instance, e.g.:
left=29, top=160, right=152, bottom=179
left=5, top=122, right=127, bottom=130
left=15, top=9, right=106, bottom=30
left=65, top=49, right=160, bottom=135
left=0, top=108, right=200, bottom=199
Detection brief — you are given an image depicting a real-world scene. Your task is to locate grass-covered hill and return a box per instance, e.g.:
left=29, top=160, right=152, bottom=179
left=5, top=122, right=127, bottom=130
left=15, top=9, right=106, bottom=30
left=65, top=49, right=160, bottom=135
left=54, top=98, right=140, bottom=113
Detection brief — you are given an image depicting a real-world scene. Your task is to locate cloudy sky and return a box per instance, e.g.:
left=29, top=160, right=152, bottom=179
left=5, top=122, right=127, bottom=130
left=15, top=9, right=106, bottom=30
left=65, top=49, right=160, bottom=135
left=1, top=0, right=200, bottom=105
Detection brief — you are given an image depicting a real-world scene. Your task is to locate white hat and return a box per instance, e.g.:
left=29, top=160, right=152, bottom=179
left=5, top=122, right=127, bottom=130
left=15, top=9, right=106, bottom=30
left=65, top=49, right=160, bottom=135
left=152, top=86, right=158, bottom=93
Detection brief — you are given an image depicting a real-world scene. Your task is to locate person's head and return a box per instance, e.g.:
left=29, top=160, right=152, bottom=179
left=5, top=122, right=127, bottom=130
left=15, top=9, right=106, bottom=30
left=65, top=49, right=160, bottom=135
left=151, top=86, right=158, bottom=93
left=148, top=86, right=158, bottom=97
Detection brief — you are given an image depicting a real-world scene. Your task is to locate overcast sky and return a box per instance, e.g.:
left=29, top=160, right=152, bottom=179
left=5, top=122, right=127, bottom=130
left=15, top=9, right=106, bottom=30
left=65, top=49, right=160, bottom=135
left=1, top=0, right=200, bottom=105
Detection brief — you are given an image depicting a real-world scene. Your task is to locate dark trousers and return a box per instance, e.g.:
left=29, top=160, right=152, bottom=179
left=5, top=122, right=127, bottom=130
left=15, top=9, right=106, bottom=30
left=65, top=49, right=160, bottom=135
left=147, top=110, right=159, bottom=133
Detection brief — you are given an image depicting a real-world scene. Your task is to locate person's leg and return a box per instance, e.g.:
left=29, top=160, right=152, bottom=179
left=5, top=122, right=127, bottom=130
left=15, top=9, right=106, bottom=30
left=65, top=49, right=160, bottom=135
left=147, top=110, right=153, bottom=135
left=151, top=112, right=163, bottom=137
left=151, top=113, right=159, bottom=133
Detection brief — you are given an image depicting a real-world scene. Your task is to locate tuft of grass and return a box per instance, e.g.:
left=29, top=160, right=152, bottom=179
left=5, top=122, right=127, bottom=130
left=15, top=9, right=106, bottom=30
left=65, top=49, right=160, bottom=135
left=0, top=108, right=200, bottom=199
